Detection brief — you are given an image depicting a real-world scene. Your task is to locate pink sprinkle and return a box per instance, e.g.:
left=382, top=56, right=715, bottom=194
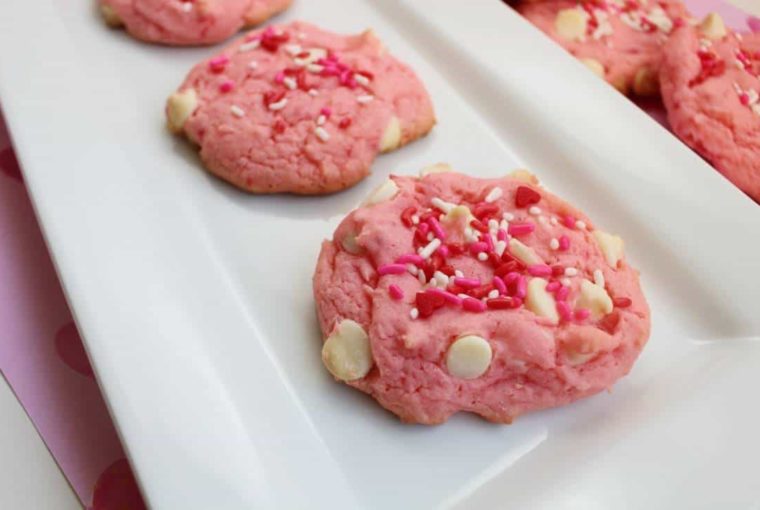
left=497, top=228, right=508, bottom=241
left=546, top=281, right=561, bottom=292
left=493, top=276, right=507, bottom=294
left=563, top=215, right=576, bottom=228
left=740, top=93, right=751, bottom=106
left=527, top=264, right=552, bottom=277
left=274, top=71, right=285, bottom=84
left=389, top=284, right=404, bottom=300
left=508, top=222, right=535, bottom=236
left=462, top=297, right=486, bottom=312
left=469, top=242, right=488, bottom=255
left=428, top=217, right=446, bottom=240
left=377, top=263, right=406, bottom=276
left=320, top=107, right=332, bottom=117
left=417, top=223, right=430, bottom=235
left=483, top=232, right=494, bottom=252
left=438, top=245, right=450, bottom=258
left=208, top=55, right=229, bottom=72
left=559, top=235, right=570, bottom=251
left=515, top=276, right=527, bottom=299
left=557, top=301, right=572, bottom=322
left=454, top=277, right=480, bottom=289
left=396, top=253, right=424, bottom=265
left=556, top=285, right=569, bottom=301
left=749, top=16, right=760, bottom=33
left=574, top=308, right=591, bottom=321
left=219, top=79, right=235, bottom=93
left=504, top=272, right=520, bottom=284
left=427, top=288, right=462, bottom=305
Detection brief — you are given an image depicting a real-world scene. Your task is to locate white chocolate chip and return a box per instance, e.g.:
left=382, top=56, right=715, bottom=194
left=363, top=179, right=399, bottom=206
left=340, top=231, right=363, bottom=254
left=565, top=351, right=597, bottom=366
left=419, top=163, right=452, bottom=177
left=555, top=8, right=588, bottom=41
left=509, top=238, right=542, bottom=266
left=593, top=230, right=624, bottom=268
left=580, top=58, right=605, bottom=77
left=379, top=116, right=402, bottom=153
left=166, top=88, right=198, bottom=133
left=508, top=169, right=538, bottom=184
left=100, top=4, right=123, bottom=26
left=576, top=279, right=613, bottom=320
left=699, top=13, right=726, bottom=40
left=632, top=67, right=659, bottom=96
left=446, top=335, right=492, bottom=379
left=525, top=278, right=559, bottom=324
left=321, top=320, right=373, bottom=381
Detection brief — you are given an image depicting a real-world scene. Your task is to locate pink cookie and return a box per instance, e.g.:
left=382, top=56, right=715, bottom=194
left=660, top=14, right=760, bottom=202
left=518, top=0, right=688, bottom=95
left=313, top=169, right=650, bottom=424
left=166, top=21, right=435, bottom=194
left=99, top=0, right=291, bottom=45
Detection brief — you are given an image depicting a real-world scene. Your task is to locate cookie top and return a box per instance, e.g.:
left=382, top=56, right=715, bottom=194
left=660, top=14, right=760, bottom=202
left=100, top=0, right=291, bottom=45
left=313, top=169, right=650, bottom=424
left=166, top=21, right=435, bottom=194
left=518, top=0, right=688, bottom=95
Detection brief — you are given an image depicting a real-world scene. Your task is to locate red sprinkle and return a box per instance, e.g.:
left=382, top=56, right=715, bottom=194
left=338, top=117, right=352, bottom=129
left=273, top=119, right=286, bottom=134
left=219, top=80, right=235, bottom=93
left=473, top=202, right=499, bottom=219
left=486, top=297, right=513, bottom=310
left=470, top=220, right=489, bottom=233
left=574, top=308, right=591, bottom=321
left=551, top=264, right=565, bottom=277
left=208, top=55, right=229, bottom=73
left=400, top=207, right=417, bottom=227
left=416, top=291, right=446, bottom=318
left=515, top=186, right=541, bottom=208
left=613, top=297, right=632, bottom=308
left=389, top=284, right=404, bottom=300
left=263, top=90, right=286, bottom=107
left=462, top=297, right=486, bottom=312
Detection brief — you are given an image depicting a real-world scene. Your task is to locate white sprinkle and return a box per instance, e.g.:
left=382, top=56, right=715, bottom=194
left=268, top=98, right=288, bottom=111
left=308, top=89, right=319, bottom=96
left=239, top=40, right=260, bottom=52
left=458, top=293, right=470, bottom=300
left=477, top=252, right=488, bottom=262
left=284, top=44, right=302, bottom=56
left=354, top=74, right=371, bottom=86
left=485, top=187, right=503, bottom=203
left=418, top=238, right=442, bottom=259
left=418, top=271, right=427, bottom=285
left=454, top=270, right=464, bottom=278
left=464, top=229, right=479, bottom=243
left=306, top=63, right=324, bottom=73
left=550, top=216, right=559, bottom=225
left=314, top=126, right=330, bottom=142
left=575, top=220, right=587, bottom=230
left=248, top=60, right=259, bottom=70
left=488, top=219, right=499, bottom=232
left=495, top=240, right=507, bottom=257
left=410, top=308, right=419, bottom=320
left=426, top=232, right=434, bottom=242
left=283, top=77, right=297, bottom=90
left=316, top=114, right=326, bottom=126
left=529, top=206, right=541, bottom=215
left=593, top=269, right=605, bottom=287
left=565, top=267, right=578, bottom=277
left=406, top=264, right=418, bottom=276
left=538, top=215, right=548, bottom=225
left=561, top=277, right=572, bottom=287
left=356, top=95, right=374, bottom=104
left=549, top=238, right=560, bottom=250
left=434, top=271, right=449, bottom=287
left=431, top=197, right=454, bottom=213
left=499, top=219, right=509, bottom=231
left=411, top=214, right=420, bottom=225
left=488, top=289, right=499, bottom=299
left=230, top=105, right=245, bottom=117
left=180, top=2, right=193, bottom=12
left=503, top=212, right=515, bottom=221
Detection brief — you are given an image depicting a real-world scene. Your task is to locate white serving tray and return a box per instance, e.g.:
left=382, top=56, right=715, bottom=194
left=1, top=1, right=759, bottom=508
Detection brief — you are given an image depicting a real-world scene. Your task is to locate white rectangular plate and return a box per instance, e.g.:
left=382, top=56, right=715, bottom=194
left=2, top=1, right=759, bottom=508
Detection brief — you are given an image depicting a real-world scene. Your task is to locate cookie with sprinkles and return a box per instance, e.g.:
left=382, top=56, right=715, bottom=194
left=517, top=0, right=688, bottom=95
left=660, top=13, right=760, bottom=202
left=167, top=21, right=436, bottom=194
left=99, top=0, right=291, bottom=45
left=313, top=168, right=650, bottom=424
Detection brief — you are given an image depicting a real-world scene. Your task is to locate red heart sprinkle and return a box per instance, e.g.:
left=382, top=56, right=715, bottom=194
left=515, top=186, right=541, bottom=208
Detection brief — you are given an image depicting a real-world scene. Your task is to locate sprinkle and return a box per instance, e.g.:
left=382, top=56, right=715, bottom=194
left=427, top=288, right=462, bottom=305
left=593, top=269, right=605, bottom=287
left=457, top=293, right=469, bottom=300
left=454, top=270, right=464, bottom=278
left=284, top=43, right=302, bottom=55
left=338, top=117, right=352, bottom=129
left=354, top=74, right=371, bottom=86
left=454, top=277, right=480, bottom=289
left=418, top=271, right=426, bottom=284
left=556, top=285, right=569, bottom=301
left=268, top=98, right=288, bottom=111
left=320, top=107, right=332, bottom=117
left=549, top=238, right=560, bottom=250
left=356, top=95, right=374, bottom=104
left=484, top=187, right=503, bottom=203
left=613, top=297, right=632, bottom=308
left=497, top=228, right=508, bottom=242
left=410, top=308, right=419, bottom=319
left=411, top=215, right=420, bottom=225
left=561, top=277, right=571, bottom=287
left=546, top=281, right=561, bottom=292
left=208, top=55, right=229, bottom=72
left=462, top=297, right=486, bottom=312
left=504, top=272, right=520, bottom=284
left=564, top=267, right=578, bottom=277
left=558, top=235, right=571, bottom=251
left=488, top=219, right=500, bottom=231
left=406, top=264, right=418, bottom=276
left=486, top=297, right=514, bottom=310
left=426, top=232, right=434, bottom=242
left=477, top=252, right=488, bottom=261
left=483, top=232, right=494, bottom=252
left=487, top=289, right=500, bottom=299
left=494, top=240, right=507, bottom=257
left=508, top=222, right=535, bottom=236
left=396, top=253, right=424, bottom=265
left=515, top=186, right=541, bottom=208
left=515, top=276, right=527, bottom=299
left=239, top=40, right=261, bottom=52
left=431, top=197, right=455, bottom=213
left=438, top=245, right=450, bottom=258
left=230, top=105, right=245, bottom=117
left=428, top=217, right=446, bottom=240
left=433, top=271, right=450, bottom=287
left=563, top=215, right=576, bottom=228
left=468, top=241, right=488, bottom=255
left=557, top=301, right=572, bottom=322
left=314, top=126, right=330, bottom=142
left=389, top=284, right=404, bottom=300
left=307, top=63, right=324, bottom=73
left=527, top=264, right=552, bottom=277
left=550, top=217, right=559, bottom=226
left=315, top=115, right=326, bottom=126
left=503, top=212, right=515, bottom=221
left=493, top=276, right=507, bottom=294
left=575, top=220, right=587, bottom=230
left=574, top=308, right=591, bottom=321
left=528, top=206, right=541, bottom=215
left=377, top=263, right=407, bottom=276
left=248, top=61, right=259, bottom=70
left=283, top=77, right=297, bottom=90
left=418, top=238, right=441, bottom=259
left=219, top=80, right=235, bottom=93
